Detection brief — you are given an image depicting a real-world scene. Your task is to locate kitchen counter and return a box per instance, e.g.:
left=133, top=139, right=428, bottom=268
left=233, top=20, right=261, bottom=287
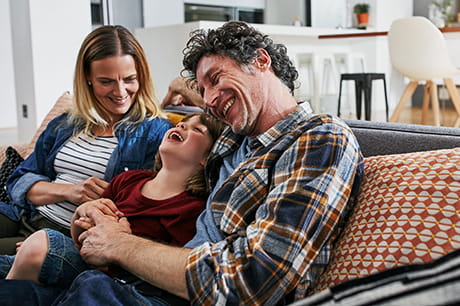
left=135, top=22, right=460, bottom=121
left=136, top=21, right=381, bottom=100
left=174, top=21, right=374, bottom=38
left=318, top=26, right=460, bottom=39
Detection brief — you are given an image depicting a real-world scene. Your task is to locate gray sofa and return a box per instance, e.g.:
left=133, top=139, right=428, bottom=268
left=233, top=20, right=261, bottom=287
left=344, top=119, right=460, bottom=156
left=297, top=119, right=460, bottom=305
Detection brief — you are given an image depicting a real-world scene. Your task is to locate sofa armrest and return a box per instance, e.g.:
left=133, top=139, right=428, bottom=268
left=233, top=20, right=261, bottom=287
left=0, top=143, right=30, bottom=165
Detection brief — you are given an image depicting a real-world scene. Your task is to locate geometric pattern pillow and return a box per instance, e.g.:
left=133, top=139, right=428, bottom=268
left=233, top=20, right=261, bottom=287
left=0, top=147, right=24, bottom=203
left=314, top=148, right=460, bottom=292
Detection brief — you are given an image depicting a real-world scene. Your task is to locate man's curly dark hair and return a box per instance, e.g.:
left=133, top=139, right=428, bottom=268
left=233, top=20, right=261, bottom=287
left=182, top=21, right=298, bottom=94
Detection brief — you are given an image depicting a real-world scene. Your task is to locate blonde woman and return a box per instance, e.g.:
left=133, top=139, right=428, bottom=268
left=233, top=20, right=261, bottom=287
left=0, top=25, right=172, bottom=254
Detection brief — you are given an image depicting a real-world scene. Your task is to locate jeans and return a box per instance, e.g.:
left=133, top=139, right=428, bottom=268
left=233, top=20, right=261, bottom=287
left=0, top=228, right=88, bottom=288
left=0, top=270, right=178, bottom=306
left=0, top=254, right=14, bottom=278
left=0, top=279, right=63, bottom=306
left=40, top=228, right=88, bottom=287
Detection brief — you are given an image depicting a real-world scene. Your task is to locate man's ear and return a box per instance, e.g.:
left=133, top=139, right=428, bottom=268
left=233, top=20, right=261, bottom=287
left=254, top=48, right=271, bottom=71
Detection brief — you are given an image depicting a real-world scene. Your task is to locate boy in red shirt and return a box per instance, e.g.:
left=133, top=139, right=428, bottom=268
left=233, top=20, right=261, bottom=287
left=0, top=113, right=225, bottom=287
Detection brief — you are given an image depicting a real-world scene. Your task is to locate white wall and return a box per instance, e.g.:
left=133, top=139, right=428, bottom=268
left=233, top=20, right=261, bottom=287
left=9, top=0, right=91, bottom=142
left=142, top=0, right=265, bottom=28
left=143, top=0, right=184, bottom=27
left=0, top=0, right=17, bottom=129
left=265, top=0, right=306, bottom=26
left=346, top=0, right=413, bottom=30
left=373, top=0, right=414, bottom=30
left=310, top=0, right=347, bottom=28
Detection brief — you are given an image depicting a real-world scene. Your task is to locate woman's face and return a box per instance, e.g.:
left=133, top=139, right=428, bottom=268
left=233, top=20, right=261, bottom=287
left=87, top=55, right=139, bottom=123
left=160, top=115, right=213, bottom=167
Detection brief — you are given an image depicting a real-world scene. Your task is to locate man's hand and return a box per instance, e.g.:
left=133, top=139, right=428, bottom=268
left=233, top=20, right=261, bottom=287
left=72, top=198, right=124, bottom=249
left=78, top=209, right=132, bottom=267
left=78, top=205, right=191, bottom=300
left=161, top=76, right=204, bottom=108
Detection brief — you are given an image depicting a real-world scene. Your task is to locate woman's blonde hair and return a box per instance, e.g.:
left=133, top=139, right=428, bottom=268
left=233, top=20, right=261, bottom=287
left=153, top=113, right=226, bottom=199
left=69, top=25, right=162, bottom=135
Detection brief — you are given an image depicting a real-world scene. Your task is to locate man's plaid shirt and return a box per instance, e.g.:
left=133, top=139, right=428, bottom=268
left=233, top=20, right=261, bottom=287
left=185, top=104, right=364, bottom=305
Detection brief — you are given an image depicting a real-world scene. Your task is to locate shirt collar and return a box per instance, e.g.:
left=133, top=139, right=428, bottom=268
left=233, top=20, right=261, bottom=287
left=250, top=101, right=313, bottom=149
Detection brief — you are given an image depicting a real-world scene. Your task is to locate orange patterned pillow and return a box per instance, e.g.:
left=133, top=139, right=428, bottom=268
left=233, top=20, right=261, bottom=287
left=315, top=148, right=460, bottom=292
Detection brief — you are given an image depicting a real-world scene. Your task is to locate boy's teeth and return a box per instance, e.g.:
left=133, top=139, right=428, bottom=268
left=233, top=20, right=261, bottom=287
left=170, top=132, right=183, bottom=141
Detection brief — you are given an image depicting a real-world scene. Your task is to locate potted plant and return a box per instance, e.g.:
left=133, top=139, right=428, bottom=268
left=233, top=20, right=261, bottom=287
left=354, top=3, right=370, bottom=25
left=432, top=0, right=454, bottom=27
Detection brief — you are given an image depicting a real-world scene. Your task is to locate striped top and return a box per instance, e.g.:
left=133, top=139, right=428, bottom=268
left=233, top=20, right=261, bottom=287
left=36, top=133, right=118, bottom=228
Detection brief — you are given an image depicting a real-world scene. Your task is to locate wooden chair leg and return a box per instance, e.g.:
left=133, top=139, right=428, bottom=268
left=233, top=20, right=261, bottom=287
left=443, top=78, right=460, bottom=127
left=421, top=82, right=431, bottom=125
left=455, top=117, right=460, bottom=127
left=430, top=81, right=441, bottom=126
left=390, top=81, right=418, bottom=122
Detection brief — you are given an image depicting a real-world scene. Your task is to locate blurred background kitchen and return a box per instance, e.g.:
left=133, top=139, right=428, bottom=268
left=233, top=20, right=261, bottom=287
left=1, top=0, right=459, bottom=145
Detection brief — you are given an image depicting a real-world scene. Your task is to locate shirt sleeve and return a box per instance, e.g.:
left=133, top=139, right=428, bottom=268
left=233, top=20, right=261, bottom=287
left=185, top=118, right=364, bottom=305
left=6, top=115, right=67, bottom=217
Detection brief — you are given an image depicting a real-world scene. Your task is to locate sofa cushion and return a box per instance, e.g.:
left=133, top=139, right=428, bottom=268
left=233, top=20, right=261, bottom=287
left=25, top=91, right=73, bottom=157
left=315, top=148, right=460, bottom=291
left=0, top=147, right=24, bottom=203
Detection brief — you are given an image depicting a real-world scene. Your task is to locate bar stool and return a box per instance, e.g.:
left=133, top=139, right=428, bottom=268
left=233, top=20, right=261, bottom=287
left=296, top=52, right=340, bottom=113
left=337, top=73, right=389, bottom=121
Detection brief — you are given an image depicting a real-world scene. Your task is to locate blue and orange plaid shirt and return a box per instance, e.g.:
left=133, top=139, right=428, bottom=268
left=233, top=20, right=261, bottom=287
left=185, top=104, right=364, bottom=305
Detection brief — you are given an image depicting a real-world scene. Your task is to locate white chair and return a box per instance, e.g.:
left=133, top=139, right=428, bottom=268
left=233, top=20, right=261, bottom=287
left=388, top=16, right=460, bottom=127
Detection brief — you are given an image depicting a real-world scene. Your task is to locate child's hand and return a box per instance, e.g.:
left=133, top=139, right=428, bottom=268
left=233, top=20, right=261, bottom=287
left=75, top=216, right=94, bottom=230
left=15, top=241, right=23, bottom=254
left=75, top=198, right=124, bottom=220
left=74, top=214, right=119, bottom=231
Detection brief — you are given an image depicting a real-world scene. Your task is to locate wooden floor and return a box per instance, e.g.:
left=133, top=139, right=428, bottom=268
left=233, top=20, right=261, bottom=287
left=396, top=106, right=459, bottom=127
left=343, top=106, right=459, bottom=127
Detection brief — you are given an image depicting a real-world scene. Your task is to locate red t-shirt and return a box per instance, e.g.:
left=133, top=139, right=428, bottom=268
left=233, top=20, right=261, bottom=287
left=102, top=170, right=205, bottom=246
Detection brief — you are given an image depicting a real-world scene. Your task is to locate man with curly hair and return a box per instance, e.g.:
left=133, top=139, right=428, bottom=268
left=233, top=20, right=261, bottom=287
left=0, top=21, right=363, bottom=305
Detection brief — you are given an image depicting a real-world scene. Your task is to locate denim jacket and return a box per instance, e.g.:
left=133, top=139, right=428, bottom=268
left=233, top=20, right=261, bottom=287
left=1, top=113, right=172, bottom=221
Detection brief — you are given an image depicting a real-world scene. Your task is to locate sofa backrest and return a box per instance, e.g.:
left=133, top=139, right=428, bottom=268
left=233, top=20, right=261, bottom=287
left=345, top=119, right=460, bottom=157
left=26, top=92, right=74, bottom=156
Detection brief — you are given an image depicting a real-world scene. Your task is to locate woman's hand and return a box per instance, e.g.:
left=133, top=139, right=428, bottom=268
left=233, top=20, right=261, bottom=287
left=161, top=76, right=204, bottom=108
left=67, top=177, right=110, bottom=204
left=27, top=177, right=109, bottom=206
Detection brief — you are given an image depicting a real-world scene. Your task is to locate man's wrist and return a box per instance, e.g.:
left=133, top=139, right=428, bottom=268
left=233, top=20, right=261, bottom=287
left=109, top=231, right=139, bottom=265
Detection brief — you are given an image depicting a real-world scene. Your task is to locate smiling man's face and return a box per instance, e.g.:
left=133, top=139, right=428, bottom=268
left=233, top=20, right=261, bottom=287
left=196, top=55, right=265, bottom=136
